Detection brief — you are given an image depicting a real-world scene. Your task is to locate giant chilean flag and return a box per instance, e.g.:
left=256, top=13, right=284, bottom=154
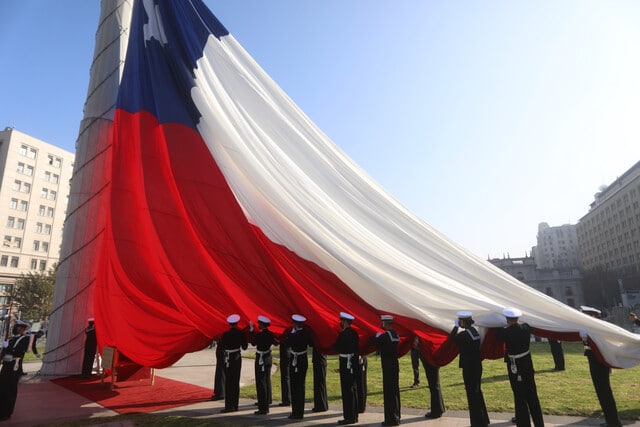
left=94, top=0, right=640, bottom=368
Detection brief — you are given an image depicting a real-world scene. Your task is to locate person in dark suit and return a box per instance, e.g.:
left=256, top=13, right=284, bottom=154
left=312, top=347, right=328, bottom=412
left=81, top=318, right=97, bottom=378
left=548, top=339, right=565, bottom=371
left=450, top=311, right=489, bottom=427
left=370, top=314, right=401, bottom=426
left=411, top=335, right=445, bottom=419
left=333, top=312, right=359, bottom=425
left=219, top=314, right=248, bottom=413
left=0, top=320, right=30, bottom=421
left=494, top=307, right=544, bottom=427
left=285, top=314, right=313, bottom=420
left=251, top=315, right=278, bottom=415
left=581, top=306, right=622, bottom=427
left=18, top=329, right=44, bottom=376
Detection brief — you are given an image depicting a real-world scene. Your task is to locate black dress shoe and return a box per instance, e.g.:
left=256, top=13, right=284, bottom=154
left=219, top=408, right=236, bottom=413
left=210, top=395, right=224, bottom=401
left=511, top=416, right=517, bottom=423
left=338, top=420, right=356, bottom=425
left=279, top=402, right=291, bottom=407
left=312, top=407, right=328, bottom=412
left=288, top=414, right=303, bottom=420
left=425, top=412, right=442, bottom=419
left=254, top=410, right=268, bottom=415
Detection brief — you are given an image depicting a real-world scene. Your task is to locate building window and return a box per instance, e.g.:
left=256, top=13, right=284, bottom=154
left=25, top=165, right=34, bottom=176
left=36, top=223, right=42, bottom=233
left=48, top=190, right=56, bottom=201
left=52, top=174, right=59, bottom=184
left=30, top=259, right=38, bottom=270
left=44, top=224, right=52, bottom=235
left=28, top=148, right=36, bottom=159
left=13, top=238, right=21, bottom=249
left=0, top=256, right=7, bottom=267
left=10, top=257, right=19, bottom=268
left=12, top=180, right=20, bottom=191
left=21, top=183, right=30, bottom=194
left=9, top=199, right=17, bottom=210
left=39, top=260, right=46, bottom=271
left=38, top=205, right=45, bottom=216
left=3, top=236, right=11, bottom=247
left=46, top=207, right=54, bottom=217
left=19, top=145, right=27, bottom=156
left=43, top=171, right=51, bottom=182
left=19, top=201, right=27, bottom=212
left=33, top=241, right=40, bottom=251
left=42, top=242, right=49, bottom=252
left=48, top=155, right=61, bottom=168
left=6, top=217, right=14, bottom=228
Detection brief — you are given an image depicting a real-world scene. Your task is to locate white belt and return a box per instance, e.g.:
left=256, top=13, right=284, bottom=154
left=256, top=349, right=271, bottom=371
left=2, top=354, right=14, bottom=362
left=340, top=353, right=355, bottom=373
left=290, top=350, right=307, bottom=372
left=224, top=348, right=241, bottom=368
left=507, top=350, right=530, bottom=374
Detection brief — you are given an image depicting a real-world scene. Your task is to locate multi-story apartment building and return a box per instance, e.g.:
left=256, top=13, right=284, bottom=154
left=577, top=161, right=640, bottom=278
left=489, top=255, right=584, bottom=308
left=532, top=222, right=581, bottom=269
left=0, top=127, right=74, bottom=313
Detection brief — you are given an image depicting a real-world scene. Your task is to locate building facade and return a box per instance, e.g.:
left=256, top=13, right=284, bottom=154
left=0, top=127, right=74, bottom=313
left=577, top=161, right=640, bottom=278
left=489, top=255, right=584, bottom=308
left=533, top=222, right=581, bottom=269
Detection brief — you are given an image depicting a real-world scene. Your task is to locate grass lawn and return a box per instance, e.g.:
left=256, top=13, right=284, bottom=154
left=240, top=342, right=640, bottom=420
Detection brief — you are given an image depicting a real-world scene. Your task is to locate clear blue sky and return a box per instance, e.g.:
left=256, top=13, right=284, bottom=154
left=1, top=1, right=640, bottom=260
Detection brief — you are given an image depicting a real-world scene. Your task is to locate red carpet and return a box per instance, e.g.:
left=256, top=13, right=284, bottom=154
left=51, top=375, right=211, bottom=414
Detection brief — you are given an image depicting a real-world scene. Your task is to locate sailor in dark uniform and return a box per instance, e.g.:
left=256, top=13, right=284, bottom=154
left=251, top=315, right=278, bottom=415
left=279, top=341, right=291, bottom=406
left=370, top=314, right=401, bottom=426
left=411, top=335, right=446, bottom=418
left=285, top=314, right=313, bottom=420
left=0, top=320, right=30, bottom=421
left=219, top=314, right=248, bottom=413
left=332, top=312, right=359, bottom=425
left=494, top=307, right=544, bottom=427
left=548, top=339, right=565, bottom=371
left=580, top=306, right=622, bottom=427
left=312, top=346, right=328, bottom=412
left=450, top=311, right=489, bottom=427
left=81, top=317, right=97, bottom=377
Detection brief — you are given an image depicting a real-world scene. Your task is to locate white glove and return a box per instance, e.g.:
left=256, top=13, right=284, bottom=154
left=454, top=319, right=459, bottom=327
left=249, top=320, right=254, bottom=333
left=13, top=358, right=20, bottom=371
left=1, top=340, right=8, bottom=348
left=579, top=329, right=588, bottom=340
left=376, top=332, right=382, bottom=337
left=35, top=353, right=41, bottom=359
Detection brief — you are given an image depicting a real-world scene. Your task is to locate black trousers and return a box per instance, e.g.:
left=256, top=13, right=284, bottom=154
left=588, top=355, right=621, bottom=427
left=382, top=362, right=400, bottom=425
left=549, top=340, right=565, bottom=370
left=507, top=368, right=544, bottom=427
left=255, top=355, right=272, bottom=412
left=356, top=356, right=367, bottom=413
left=213, top=346, right=225, bottom=398
left=223, top=354, right=242, bottom=411
left=339, top=357, right=358, bottom=422
left=280, top=344, right=291, bottom=405
left=289, top=355, right=308, bottom=418
left=313, top=358, right=328, bottom=411
left=463, top=366, right=489, bottom=427
left=81, top=346, right=96, bottom=376
left=0, top=362, right=20, bottom=418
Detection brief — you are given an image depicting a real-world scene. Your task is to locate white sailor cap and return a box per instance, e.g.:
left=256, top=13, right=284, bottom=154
left=502, top=307, right=523, bottom=318
left=457, top=310, right=473, bottom=319
left=227, top=314, right=241, bottom=324
left=87, top=317, right=95, bottom=322
left=580, top=306, right=601, bottom=315
left=380, top=314, right=394, bottom=322
left=14, top=319, right=30, bottom=327
left=340, top=312, right=355, bottom=321
left=257, top=315, right=270, bottom=324
left=291, top=314, right=306, bottom=323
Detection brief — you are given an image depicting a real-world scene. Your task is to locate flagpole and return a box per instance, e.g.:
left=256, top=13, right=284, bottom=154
left=40, top=0, right=133, bottom=376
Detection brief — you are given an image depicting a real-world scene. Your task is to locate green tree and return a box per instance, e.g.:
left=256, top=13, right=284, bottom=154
left=12, top=264, right=57, bottom=322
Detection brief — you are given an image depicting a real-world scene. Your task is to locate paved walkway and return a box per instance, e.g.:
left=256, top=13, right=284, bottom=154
left=7, top=348, right=640, bottom=426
